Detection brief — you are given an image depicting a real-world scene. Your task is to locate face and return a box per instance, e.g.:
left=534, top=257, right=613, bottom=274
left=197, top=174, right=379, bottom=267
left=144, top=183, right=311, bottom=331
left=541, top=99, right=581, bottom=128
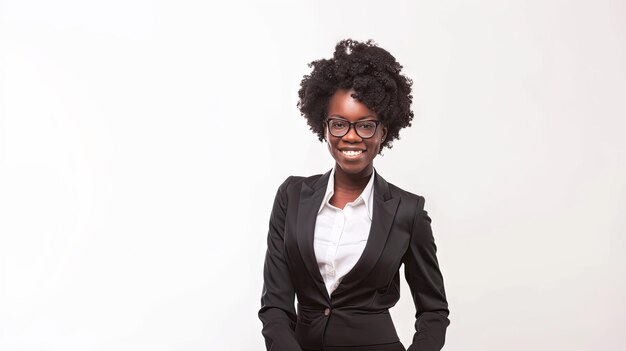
left=324, top=89, right=387, bottom=176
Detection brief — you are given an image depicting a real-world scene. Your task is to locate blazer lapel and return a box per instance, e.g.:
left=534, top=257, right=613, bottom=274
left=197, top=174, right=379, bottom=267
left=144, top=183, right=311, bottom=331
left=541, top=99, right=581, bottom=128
left=332, top=171, right=400, bottom=296
left=296, top=168, right=332, bottom=301
left=296, top=168, right=401, bottom=301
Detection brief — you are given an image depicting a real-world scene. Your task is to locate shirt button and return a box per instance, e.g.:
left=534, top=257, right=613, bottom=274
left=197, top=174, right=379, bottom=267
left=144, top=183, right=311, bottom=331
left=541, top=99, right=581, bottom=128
left=324, top=308, right=331, bottom=316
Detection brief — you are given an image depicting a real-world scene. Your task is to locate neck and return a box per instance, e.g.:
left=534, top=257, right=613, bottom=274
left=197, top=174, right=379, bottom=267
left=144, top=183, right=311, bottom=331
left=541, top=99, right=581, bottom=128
left=333, top=163, right=373, bottom=192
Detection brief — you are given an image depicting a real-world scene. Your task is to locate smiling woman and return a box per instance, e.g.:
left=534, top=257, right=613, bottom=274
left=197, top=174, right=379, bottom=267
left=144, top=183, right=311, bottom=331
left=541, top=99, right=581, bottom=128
left=258, top=39, right=450, bottom=351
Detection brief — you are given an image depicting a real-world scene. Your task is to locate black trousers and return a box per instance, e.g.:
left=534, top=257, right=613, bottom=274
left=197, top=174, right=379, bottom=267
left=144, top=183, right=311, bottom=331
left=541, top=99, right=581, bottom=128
left=303, top=341, right=406, bottom=351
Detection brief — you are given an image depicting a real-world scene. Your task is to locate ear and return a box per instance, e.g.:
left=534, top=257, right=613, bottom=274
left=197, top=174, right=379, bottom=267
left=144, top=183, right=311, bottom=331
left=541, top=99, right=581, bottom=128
left=381, top=126, right=388, bottom=142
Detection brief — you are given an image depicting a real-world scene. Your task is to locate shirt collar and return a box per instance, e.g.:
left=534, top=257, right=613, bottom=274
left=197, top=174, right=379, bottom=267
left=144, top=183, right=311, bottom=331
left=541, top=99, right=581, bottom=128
left=317, top=164, right=376, bottom=220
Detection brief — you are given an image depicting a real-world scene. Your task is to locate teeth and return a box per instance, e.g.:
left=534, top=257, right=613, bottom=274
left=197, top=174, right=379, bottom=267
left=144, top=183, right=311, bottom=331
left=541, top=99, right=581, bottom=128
left=342, top=150, right=363, bottom=156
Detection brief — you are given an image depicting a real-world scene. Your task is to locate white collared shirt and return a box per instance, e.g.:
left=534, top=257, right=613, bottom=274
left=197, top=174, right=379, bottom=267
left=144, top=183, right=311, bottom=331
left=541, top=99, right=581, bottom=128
left=314, top=164, right=376, bottom=296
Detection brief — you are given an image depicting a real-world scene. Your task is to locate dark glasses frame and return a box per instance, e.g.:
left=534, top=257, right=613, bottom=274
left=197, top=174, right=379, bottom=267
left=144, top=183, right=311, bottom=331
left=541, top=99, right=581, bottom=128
left=325, top=117, right=382, bottom=139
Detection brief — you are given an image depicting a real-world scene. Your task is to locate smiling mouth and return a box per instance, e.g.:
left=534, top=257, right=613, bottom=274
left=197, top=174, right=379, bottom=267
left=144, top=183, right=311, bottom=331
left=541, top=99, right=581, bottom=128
left=341, top=150, right=364, bottom=157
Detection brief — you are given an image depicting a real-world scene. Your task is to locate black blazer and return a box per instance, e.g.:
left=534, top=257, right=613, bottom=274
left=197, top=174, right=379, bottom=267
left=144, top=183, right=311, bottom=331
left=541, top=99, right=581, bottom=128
left=259, top=169, right=450, bottom=350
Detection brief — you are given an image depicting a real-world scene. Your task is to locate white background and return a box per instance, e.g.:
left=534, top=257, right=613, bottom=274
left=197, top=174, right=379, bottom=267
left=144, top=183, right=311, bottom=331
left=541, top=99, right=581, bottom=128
left=1, top=0, right=625, bottom=350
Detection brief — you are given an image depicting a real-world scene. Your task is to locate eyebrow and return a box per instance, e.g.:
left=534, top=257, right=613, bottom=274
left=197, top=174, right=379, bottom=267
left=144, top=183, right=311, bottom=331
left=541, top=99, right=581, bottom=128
left=329, top=115, right=378, bottom=121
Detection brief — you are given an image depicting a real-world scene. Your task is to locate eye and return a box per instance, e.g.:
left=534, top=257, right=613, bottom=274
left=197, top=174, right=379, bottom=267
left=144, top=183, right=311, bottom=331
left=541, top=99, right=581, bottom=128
left=331, top=121, right=347, bottom=129
left=358, top=122, right=376, bottom=130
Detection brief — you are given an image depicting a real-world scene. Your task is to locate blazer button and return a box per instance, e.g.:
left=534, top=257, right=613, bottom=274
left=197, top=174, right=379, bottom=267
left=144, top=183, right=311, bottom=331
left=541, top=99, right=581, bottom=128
left=324, top=308, right=331, bottom=316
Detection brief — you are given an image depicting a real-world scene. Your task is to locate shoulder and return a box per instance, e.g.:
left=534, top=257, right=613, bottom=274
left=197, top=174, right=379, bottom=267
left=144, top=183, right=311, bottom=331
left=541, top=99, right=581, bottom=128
left=277, top=173, right=317, bottom=186
left=382, top=176, right=426, bottom=212
left=382, top=178, right=433, bottom=238
left=274, top=173, right=321, bottom=194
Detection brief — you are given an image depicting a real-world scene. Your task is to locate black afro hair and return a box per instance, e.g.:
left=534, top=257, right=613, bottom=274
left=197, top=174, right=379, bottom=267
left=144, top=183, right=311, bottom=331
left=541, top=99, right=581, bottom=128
left=297, top=39, right=414, bottom=155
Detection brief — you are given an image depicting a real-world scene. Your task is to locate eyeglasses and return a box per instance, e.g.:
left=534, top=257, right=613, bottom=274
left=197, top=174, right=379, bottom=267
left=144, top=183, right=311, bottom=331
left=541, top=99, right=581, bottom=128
left=325, top=117, right=382, bottom=139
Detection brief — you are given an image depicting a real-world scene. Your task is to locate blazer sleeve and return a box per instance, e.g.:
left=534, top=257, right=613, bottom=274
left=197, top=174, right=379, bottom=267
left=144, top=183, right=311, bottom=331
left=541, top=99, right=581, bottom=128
left=402, top=196, right=450, bottom=351
left=258, top=176, right=302, bottom=351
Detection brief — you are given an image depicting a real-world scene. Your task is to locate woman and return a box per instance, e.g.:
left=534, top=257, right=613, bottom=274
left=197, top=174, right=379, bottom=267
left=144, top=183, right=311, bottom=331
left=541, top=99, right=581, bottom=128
left=259, top=39, right=450, bottom=351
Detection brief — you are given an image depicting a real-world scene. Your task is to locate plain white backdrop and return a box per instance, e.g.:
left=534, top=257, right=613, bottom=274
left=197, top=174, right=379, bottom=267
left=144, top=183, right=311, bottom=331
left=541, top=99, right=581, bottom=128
left=1, top=0, right=625, bottom=350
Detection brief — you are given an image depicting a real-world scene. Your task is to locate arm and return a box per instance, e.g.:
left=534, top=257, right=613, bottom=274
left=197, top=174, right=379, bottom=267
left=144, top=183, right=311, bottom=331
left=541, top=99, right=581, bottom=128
left=403, top=196, right=450, bottom=351
left=258, top=176, right=302, bottom=351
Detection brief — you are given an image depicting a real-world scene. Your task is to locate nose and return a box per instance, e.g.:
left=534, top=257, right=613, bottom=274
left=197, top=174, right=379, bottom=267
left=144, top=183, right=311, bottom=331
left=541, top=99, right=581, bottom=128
left=342, top=124, right=362, bottom=142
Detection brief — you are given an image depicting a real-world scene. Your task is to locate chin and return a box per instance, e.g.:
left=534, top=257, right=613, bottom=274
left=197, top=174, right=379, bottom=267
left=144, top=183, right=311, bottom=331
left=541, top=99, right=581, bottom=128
left=330, top=148, right=373, bottom=174
left=336, top=161, right=369, bottom=174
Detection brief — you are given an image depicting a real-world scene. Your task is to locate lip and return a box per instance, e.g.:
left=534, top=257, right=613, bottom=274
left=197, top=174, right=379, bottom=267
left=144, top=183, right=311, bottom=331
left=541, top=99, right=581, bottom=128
left=339, top=149, right=366, bottom=160
left=339, top=148, right=366, bottom=151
